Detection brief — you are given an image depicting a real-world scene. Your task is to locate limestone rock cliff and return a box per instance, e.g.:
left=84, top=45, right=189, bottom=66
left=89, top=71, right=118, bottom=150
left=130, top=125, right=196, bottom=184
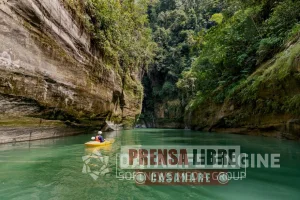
left=0, top=0, right=143, bottom=139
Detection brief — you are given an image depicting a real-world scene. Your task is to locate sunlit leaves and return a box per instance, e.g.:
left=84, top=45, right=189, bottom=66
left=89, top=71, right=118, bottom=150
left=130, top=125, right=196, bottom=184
left=179, top=0, right=300, bottom=106
left=210, top=13, right=223, bottom=24
left=83, top=0, right=156, bottom=71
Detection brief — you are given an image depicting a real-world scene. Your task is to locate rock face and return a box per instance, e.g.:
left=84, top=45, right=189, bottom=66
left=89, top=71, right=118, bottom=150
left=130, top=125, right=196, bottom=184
left=188, top=38, right=300, bottom=140
left=141, top=100, right=185, bottom=129
left=0, top=126, right=85, bottom=144
left=0, top=0, right=143, bottom=142
left=141, top=71, right=185, bottom=128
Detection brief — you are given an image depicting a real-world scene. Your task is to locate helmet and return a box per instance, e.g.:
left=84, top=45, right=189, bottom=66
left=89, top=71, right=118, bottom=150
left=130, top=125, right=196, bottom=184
left=91, top=137, right=95, bottom=140
left=98, top=131, right=102, bottom=135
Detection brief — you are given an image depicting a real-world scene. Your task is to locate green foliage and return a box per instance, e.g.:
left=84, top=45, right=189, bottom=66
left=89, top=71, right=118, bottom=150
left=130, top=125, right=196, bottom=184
left=284, top=95, right=300, bottom=115
left=264, top=0, right=300, bottom=39
left=257, top=37, right=281, bottom=63
left=231, top=41, right=300, bottom=115
left=143, top=0, right=224, bottom=117
left=66, top=0, right=156, bottom=71
left=178, top=0, right=300, bottom=113
left=287, top=23, right=300, bottom=41
left=162, top=81, right=176, bottom=96
left=210, top=13, right=223, bottom=24
left=185, top=5, right=262, bottom=96
left=187, top=91, right=206, bottom=110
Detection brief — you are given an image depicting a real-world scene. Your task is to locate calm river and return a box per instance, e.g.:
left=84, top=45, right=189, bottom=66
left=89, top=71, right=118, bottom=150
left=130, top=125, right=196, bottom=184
left=1, top=129, right=300, bottom=200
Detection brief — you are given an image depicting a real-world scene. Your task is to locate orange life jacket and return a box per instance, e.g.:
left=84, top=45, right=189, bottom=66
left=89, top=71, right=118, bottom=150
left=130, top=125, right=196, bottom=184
left=95, top=136, right=100, bottom=142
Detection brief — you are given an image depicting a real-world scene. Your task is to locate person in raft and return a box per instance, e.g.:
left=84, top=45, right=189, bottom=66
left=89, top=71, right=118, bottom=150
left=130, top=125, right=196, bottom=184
left=91, top=131, right=105, bottom=143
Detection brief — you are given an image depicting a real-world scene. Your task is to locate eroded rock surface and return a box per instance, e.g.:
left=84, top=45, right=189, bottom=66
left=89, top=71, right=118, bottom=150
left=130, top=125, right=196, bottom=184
left=0, top=0, right=142, bottom=143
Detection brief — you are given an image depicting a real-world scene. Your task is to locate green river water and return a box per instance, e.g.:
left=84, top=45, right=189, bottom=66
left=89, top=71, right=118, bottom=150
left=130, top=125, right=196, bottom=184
left=0, top=129, right=300, bottom=200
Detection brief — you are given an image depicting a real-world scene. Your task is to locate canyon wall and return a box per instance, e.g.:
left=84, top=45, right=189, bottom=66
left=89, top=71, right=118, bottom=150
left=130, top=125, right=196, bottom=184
left=0, top=0, right=143, bottom=143
left=189, top=38, right=300, bottom=140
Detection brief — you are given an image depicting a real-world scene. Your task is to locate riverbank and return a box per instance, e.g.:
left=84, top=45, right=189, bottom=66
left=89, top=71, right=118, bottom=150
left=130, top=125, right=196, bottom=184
left=0, top=117, right=87, bottom=144
left=139, top=117, right=300, bottom=140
